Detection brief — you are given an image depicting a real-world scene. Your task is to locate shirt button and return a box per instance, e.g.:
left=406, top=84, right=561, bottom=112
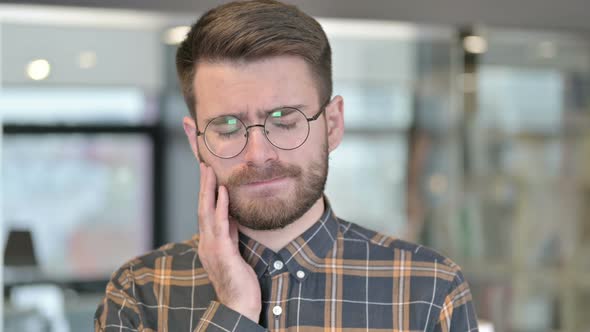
left=273, top=260, right=284, bottom=270
left=272, top=305, right=283, bottom=316
left=296, top=270, right=305, bottom=279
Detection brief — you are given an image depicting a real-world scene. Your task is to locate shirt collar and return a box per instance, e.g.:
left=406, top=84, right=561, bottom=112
left=238, top=197, right=339, bottom=281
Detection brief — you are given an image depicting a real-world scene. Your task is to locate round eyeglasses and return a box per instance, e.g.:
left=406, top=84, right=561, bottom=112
left=196, top=101, right=329, bottom=159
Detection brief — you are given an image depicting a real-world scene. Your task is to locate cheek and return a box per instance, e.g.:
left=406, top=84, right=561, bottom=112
left=204, top=159, right=236, bottom=184
left=280, top=144, right=324, bottom=170
left=308, top=124, right=328, bottom=145
left=303, top=129, right=328, bottom=156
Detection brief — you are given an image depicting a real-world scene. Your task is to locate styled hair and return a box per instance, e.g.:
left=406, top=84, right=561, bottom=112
left=175, top=0, right=332, bottom=120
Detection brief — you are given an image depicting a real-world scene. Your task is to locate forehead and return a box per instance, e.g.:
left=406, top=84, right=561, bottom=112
left=193, top=56, right=319, bottom=122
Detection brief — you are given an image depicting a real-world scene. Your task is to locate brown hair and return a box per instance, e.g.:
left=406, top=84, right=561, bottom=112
left=175, top=0, right=332, bottom=120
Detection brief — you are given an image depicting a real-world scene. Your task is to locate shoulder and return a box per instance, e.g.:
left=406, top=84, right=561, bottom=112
left=107, top=235, right=202, bottom=287
left=337, top=218, right=462, bottom=275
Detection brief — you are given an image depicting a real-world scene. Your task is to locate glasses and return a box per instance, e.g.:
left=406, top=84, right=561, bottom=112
left=196, top=101, right=329, bottom=159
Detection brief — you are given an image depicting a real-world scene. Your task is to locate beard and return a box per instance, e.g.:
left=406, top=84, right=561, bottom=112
left=222, top=143, right=328, bottom=231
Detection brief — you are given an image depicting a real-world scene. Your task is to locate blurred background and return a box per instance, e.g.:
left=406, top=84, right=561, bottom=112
left=1, top=0, right=589, bottom=331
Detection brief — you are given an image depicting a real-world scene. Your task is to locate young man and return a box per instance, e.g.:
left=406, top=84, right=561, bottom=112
left=95, top=1, right=478, bottom=331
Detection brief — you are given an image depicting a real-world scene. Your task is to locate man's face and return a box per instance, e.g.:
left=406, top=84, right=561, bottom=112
left=183, top=56, right=343, bottom=230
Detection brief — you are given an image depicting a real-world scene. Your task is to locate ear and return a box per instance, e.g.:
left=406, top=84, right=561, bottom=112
left=325, top=95, right=344, bottom=153
left=182, top=116, right=202, bottom=163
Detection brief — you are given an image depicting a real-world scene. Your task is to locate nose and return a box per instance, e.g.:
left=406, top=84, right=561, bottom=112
left=242, top=125, right=278, bottom=165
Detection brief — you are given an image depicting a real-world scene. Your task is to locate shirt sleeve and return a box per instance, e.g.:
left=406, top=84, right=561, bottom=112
left=195, top=301, right=267, bottom=332
left=94, top=275, right=145, bottom=331
left=434, top=269, right=479, bottom=332
left=94, top=267, right=266, bottom=332
left=95, top=287, right=266, bottom=332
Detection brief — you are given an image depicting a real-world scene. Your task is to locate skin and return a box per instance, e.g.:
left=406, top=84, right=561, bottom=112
left=182, top=56, right=344, bottom=322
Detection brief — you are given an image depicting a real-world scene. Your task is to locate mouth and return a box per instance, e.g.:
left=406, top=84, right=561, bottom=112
left=244, top=176, right=287, bottom=187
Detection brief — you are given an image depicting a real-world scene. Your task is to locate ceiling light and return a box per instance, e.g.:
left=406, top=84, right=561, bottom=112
left=26, top=59, right=51, bottom=81
left=537, top=41, right=557, bottom=59
left=463, top=35, right=488, bottom=54
left=78, top=51, right=97, bottom=69
left=163, top=26, right=190, bottom=45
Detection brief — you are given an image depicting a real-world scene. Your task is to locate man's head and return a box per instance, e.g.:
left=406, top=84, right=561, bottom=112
left=176, top=0, right=332, bottom=120
left=178, top=0, right=344, bottom=231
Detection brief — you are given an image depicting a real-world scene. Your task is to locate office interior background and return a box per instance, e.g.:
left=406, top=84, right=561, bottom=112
left=1, top=0, right=589, bottom=331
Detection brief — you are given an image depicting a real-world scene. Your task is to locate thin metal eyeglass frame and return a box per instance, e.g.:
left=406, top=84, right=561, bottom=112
left=196, top=99, right=331, bottom=159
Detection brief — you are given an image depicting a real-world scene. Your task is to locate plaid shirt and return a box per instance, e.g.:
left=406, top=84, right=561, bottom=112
left=95, top=201, right=478, bottom=331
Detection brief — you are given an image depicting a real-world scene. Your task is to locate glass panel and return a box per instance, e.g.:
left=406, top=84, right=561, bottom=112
left=323, top=21, right=458, bottom=239
left=416, top=136, right=466, bottom=258
left=333, top=80, right=412, bottom=130
left=468, top=277, right=513, bottom=332
left=326, top=135, right=408, bottom=235
left=575, top=134, right=590, bottom=273
left=2, top=134, right=153, bottom=281
left=0, top=87, right=156, bottom=125
left=477, top=66, right=564, bottom=134
left=460, top=27, right=590, bottom=332
left=510, top=282, right=560, bottom=332
left=574, top=287, right=590, bottom=331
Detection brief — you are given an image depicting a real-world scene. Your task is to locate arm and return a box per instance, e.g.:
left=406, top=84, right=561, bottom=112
left=95, top=163, right=264, bottom=331
left=195, top=301, right=266, bottom=332
left=192, top=163, right=266, bottom=331
left=94, top=260, right=263, bottom=331
left=94, top=269, right=145, bottom=331
left=197, top=163, right=262, bottom=322
left=434, top=269, right=479, bottom=332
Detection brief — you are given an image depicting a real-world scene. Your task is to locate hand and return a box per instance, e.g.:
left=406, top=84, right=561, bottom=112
left=197, top=163, right=262, bottom=322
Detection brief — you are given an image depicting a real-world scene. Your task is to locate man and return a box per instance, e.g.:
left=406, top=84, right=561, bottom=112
left=95, top=1, right=479, bottom=331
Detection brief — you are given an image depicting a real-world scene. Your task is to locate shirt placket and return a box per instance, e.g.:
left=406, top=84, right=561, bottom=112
left=266, top=256, right=290, bottom=331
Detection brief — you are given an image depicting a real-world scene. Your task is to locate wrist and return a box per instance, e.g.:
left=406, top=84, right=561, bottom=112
left=225, top=302, right=260, bottom=323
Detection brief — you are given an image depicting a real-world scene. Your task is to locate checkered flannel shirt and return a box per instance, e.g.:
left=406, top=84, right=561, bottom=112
left=95, top=201, right=478, bottom=331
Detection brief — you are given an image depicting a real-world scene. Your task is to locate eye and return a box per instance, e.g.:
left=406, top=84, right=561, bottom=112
left=208, top=116, right=243, bottom=137
left=273, top=122, right=297, bottom=130
left=268, top=108, right=302, bottom=130
left=270, top=108, right=298, bottom=119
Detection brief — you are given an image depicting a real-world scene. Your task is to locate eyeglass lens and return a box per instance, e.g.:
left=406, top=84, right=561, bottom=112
left=203, top=108, right=310, bottom=158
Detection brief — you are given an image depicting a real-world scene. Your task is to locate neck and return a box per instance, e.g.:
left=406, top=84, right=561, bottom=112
left=238, top=196, right=325, bottom=252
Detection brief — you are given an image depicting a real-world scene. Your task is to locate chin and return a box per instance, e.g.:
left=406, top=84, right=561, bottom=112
left=231, top=191, right=324, bottom=232
left=225, top=152, right=328, bottom=231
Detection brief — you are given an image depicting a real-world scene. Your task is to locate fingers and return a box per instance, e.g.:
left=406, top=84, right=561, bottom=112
left=198, top=162, right=209, bottom=234
left=215, top=185, right=230, bottom=236
left=198, top=162, right=218, bottom=234
left=198, top=163, right=231, bottom=239
left=201, top=163, right=217, bottom=216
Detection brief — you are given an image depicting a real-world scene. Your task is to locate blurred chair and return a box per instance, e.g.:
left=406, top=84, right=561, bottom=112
left=4, top=307, right=51, bottom=332
left=4, top=229, right=70, bottom=331
left=10, top=284, right=70, bottom=332
left=3, top=228, right=41, bottom=284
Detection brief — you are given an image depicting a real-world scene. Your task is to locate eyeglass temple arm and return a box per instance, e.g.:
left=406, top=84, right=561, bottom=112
left=307, top=99, right=331, bottom=121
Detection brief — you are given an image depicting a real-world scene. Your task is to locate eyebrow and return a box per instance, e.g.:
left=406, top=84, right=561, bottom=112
left=203, top=104, right=308, bottom=124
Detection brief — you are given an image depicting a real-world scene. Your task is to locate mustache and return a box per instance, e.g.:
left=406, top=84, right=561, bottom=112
left=226, top=161, right=302, bottom=187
